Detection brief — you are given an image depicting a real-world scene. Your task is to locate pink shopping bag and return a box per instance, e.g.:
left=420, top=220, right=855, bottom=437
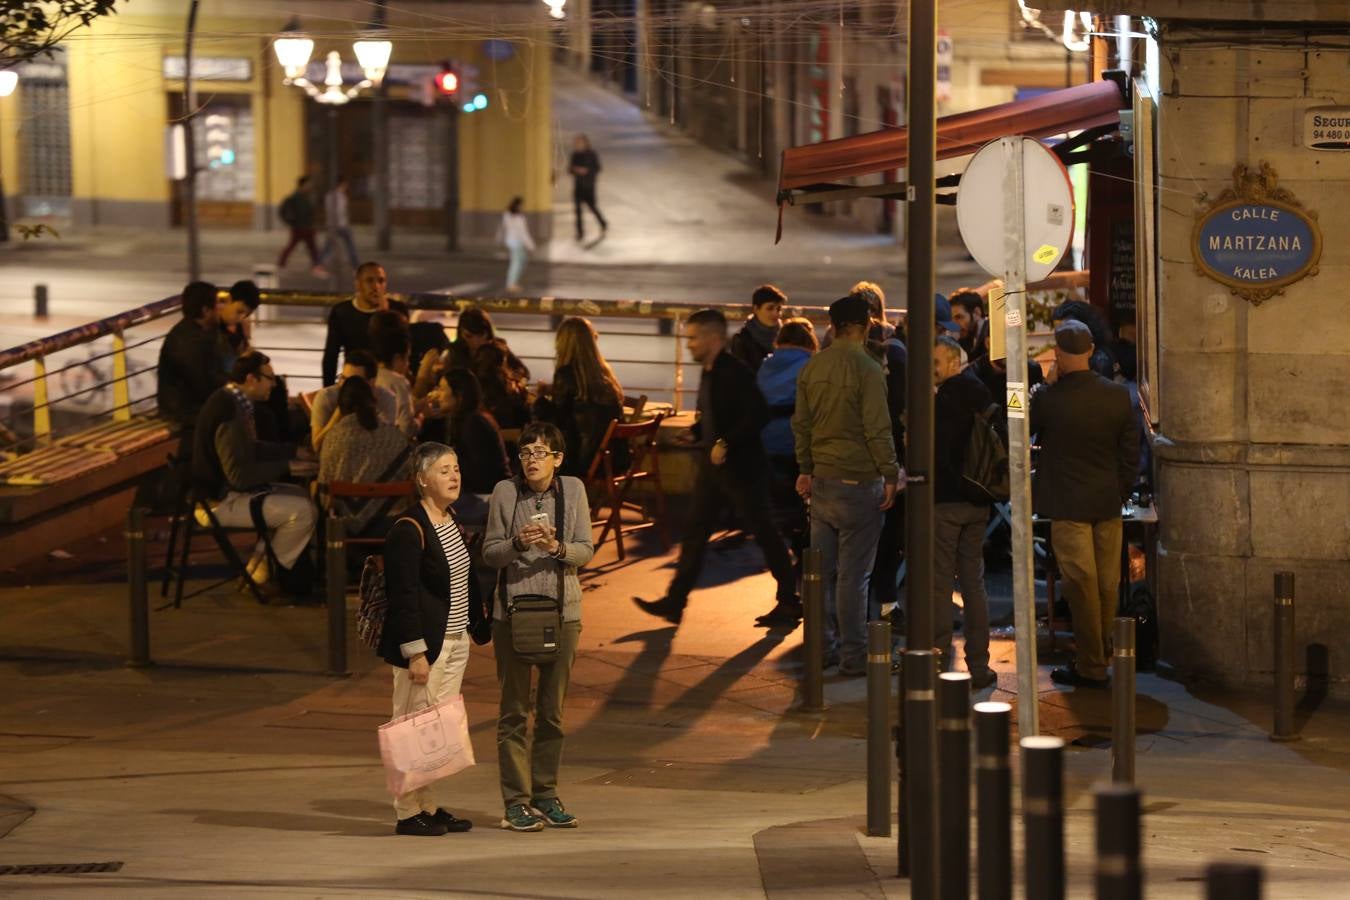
left=378, top=693, right=476, bottom=796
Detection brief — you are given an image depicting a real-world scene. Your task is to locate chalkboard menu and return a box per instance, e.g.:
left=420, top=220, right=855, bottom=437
left=1109, top=219, right=1136, bottom=330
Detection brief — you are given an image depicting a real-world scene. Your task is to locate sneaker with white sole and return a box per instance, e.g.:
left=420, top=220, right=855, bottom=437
left=531, top=797, right=579, bottom=828
left=500, top=803, right=545, bottom=832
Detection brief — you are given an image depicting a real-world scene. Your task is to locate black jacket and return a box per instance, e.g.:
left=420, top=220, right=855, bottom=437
left=570, top=149, right=601, bottom=195
left=1030, top=370, right=1139, bottom=522
left=535, top=364, right=627, bottom=477
left=157, top=316, right=226, bottom=430
left=728, top=318, right=777, bottom=373
left=443, top=410, right=511, bottom=495
left=191, top=386, right=293, bottom=499
left=320, top=298, right=411, bottom=386
left=690, top=350, right=770, bottom=473
left=379, top=501, right=492, bottom=668
left=934, top=368, right=993, bottom=504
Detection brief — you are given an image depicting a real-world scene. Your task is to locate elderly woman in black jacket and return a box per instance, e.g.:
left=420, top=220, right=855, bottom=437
left=379, top=441, right=492, bottom=837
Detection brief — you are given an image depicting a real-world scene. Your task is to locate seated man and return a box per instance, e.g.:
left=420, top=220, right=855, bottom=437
left=157, top=281, right=226, bottom=441
left=310, top=349, right=398, bottom=451
left=192, top=351, right=317, bottom=597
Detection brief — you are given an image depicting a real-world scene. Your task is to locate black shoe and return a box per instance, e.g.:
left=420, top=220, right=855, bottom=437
left=395, top=813, right=448, bottom=836
left=1050, top=666, right=1109, bottom=689
left=633, top=595, right=683, bottom=625
left=822, top=651, right=841, bottom=670
left=432, top=809, right=473, bottom=833
left=838, top=659, right=867, bottom=678
left=970, top=667, right=998, bottom=690
left=755, top=602, right=801, bottom=628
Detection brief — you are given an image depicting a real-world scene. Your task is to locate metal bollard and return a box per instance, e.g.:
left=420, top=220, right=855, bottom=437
left=1205, top=862, right=1262, bottom=900
left=800, top=547, right=825, bottom=713
left=1095, top=784, right=1142, bottom=900
left=1112, top=617, right=1137, bottom=784
left=867, top=619, right=893, bottom=837
left=898, top=652, right=910, bottom=877
left=904, top=649, right=941, bottom=900
left=125, top=506, right=151, bottom=667
left=974, top=701, right=1012, bottom=900
left=325, top=517, right=349, bottom=677
left=938, top=672, right=971, bottom=900
left=1271, top=571, right=1298, bottom=742
left=1021, top=736, right=1066, bottom=900
left=35, top=283, right=49, bottom=318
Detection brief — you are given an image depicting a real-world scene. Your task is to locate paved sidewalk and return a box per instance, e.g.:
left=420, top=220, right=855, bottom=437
left=1, top=524, right=1349, bottom=897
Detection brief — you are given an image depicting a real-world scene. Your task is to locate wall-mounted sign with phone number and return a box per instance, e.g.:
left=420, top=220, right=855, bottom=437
left=1304, top=107, right=1350, bottom=151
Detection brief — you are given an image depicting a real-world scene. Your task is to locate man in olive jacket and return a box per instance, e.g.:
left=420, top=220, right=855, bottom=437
left=1031, top=320, right=1140, bottom=688
left=793, top=294, right=900, bottom=676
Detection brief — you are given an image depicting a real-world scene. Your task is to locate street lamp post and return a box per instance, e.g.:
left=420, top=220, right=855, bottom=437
left=0, top=68, right=18, bottom=243
left=273, top=21, right=391, bottom=267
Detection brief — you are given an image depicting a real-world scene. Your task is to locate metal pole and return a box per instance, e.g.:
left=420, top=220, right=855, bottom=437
left=938, top=672, right=971, bottom=900
left=325, top=516, right=349, bottom=676
left=903, top=0, right=939, bottom=878
left=974, top=701, right=1012, bottom=900
left=1001, top=135, right=1040, bottom=738
left=1111, top=617, right=1136, bottom=783
left=867, top=619, right=893, bottom=837
left=372, top=0, right=391, bottom=252
left=1021, top=736, right=1065, bottom=900
left=898, top=651, right=910, bottom=877
left=905, top=649, right=941, bottom=899
left=126, top=506, right=151, bottom=667
left=800, top=547, right=825, bottom=713
left=445, top=103, right=460, bottom=252
left=34, top=284, right=48, bottom=318
left=1271, top=571, right=1298, bottom=742
left=327, top=108, right=342, bottom=291
left=1095, top=784, right=1142, bottom=900
left=182, top=0, right=203, bottom=281
left=1205, top=863, right=1262, bottom=900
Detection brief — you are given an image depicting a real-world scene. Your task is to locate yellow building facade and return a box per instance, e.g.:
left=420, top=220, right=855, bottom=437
left=1, top=0, right=555, bottom=240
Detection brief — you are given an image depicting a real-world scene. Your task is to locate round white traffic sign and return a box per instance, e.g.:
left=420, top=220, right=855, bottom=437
left=956, top=136, right=1076, bottom=282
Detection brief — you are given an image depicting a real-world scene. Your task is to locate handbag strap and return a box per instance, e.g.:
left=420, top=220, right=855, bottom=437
left=393, top=515, right=424, bottom=549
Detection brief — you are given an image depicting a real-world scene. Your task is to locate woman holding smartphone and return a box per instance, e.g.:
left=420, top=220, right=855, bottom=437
left=482, top=422, right=594, bottom=832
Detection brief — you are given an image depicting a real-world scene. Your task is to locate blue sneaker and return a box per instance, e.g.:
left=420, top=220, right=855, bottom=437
left=530, top=797, right=579, bottom=828
left=500, top=804, right=545, bottom=832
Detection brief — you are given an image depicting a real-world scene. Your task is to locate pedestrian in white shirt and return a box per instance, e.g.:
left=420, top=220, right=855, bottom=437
left=499, top=197, right=536, bottom=293
left=320, top=175, right=359, bottom=270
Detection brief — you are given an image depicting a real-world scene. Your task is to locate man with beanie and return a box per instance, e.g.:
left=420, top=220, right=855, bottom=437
left=1031, top=319, right=1140, bottom=688
left=792, top=294, right=901, bottom=676
left=729, top=284, right=786, bottom=372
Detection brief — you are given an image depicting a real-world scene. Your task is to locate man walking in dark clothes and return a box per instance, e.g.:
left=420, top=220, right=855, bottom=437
left=569, top=134, right=607, bottom=241
left=634, top=309, right=798, bottom=626
left=277, top=176, right=326, bottom=276
left=320, top=262, right=409, bottom=386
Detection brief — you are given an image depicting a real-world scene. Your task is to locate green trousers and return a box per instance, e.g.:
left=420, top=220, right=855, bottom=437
left=494, top=620, right=581, bottom=808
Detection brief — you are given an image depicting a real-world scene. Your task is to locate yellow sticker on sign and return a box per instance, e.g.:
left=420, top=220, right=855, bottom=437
left=1033, top=244, right=1059, bottom=265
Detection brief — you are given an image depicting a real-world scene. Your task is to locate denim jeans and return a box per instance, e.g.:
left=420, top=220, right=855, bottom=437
left=319, top=227, right=359, bottom=269
left=810, top=476, right=885, bottom=666
left=506, top=244, right=529, bottom=287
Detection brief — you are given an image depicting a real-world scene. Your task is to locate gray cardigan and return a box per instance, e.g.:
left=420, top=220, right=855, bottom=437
left=481, top=475, right=594, bottom=622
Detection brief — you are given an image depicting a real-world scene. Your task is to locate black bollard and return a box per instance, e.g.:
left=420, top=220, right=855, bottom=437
left=800, top=548, right=825, bottom=713
left=325, top=517, right=349, bottom=677
left=35, top=283, right=49, bottom=318
left=1205, top=862, right=1262, bottom=900
left=1111, top=617, right=1136, bottom=784
left=1271, top=571, right=1298, bottom=742
left=1021, top=736, right=1065, bottom=900
left=904, top=649, right=941, bottom=899
left=974, top=701, right=1012, bottom=900
left=1095, top=784, right=1141, bottom=900
left=898, top=652, right=909, bottom=877
left=126, top=506, right=151, bottom=667
left=867, top=619, right=893, bottom=837
left=938, top=672, right=971, bottom=900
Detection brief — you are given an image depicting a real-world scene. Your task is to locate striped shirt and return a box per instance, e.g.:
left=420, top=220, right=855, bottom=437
left=434, top=520, right=471, bottom=635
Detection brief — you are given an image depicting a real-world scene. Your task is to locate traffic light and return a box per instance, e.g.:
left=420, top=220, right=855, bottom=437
left=434, top=66, right=459, bottom=96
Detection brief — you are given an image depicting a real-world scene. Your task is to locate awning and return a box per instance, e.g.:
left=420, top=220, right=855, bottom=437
left=775, top=79, right=1127, bottom=241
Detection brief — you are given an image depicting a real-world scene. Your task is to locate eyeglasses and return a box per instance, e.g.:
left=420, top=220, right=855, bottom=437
left=518, top=449, right=559, bottom=461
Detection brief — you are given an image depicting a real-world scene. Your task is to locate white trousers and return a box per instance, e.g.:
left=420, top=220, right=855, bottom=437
left=211, top=484, right=315, bottom=570
left=390, top=631, right=472, bottom=820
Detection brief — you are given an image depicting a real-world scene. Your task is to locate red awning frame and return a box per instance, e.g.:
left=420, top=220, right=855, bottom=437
left=775, top=79, right=1128, bottom=242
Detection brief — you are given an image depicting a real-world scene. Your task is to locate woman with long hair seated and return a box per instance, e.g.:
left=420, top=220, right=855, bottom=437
left=430, top=369, right=511, bottom=519
left=317, top=375, right=412, bottom=535
left=472, top=339, right=532, bottom=431
left=535, top=316, right=627, bottom=478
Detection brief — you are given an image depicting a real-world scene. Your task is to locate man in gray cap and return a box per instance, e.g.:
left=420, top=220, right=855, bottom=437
left=792, top=294, right=901, bottom=676
left=1031, top=318, right=1140, bottom=688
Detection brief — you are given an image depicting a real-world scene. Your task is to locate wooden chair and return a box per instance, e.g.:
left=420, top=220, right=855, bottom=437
left=587, top=411, right=669, bottom=561
left=324, top=480, right=415, bottom=551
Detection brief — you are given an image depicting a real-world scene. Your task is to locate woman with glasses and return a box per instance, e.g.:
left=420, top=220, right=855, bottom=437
left=481, top=422, right=594, bottom=832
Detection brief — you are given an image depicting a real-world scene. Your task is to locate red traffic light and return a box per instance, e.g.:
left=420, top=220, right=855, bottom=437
left=435, top=69, right=459, bottom=95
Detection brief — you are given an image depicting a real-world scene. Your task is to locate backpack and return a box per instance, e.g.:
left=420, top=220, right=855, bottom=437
left=961, top=404, right=1010, bottom=503
left=279, top=193, right=301, bottom=227
left=356, top=517, right=423, bottom=652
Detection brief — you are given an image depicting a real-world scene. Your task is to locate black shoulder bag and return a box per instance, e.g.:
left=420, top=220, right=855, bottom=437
left=504, top=480, right=567, bottom=665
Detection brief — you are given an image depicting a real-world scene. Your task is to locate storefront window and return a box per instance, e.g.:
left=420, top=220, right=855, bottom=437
left=192, top=97, right=255, bottom=203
